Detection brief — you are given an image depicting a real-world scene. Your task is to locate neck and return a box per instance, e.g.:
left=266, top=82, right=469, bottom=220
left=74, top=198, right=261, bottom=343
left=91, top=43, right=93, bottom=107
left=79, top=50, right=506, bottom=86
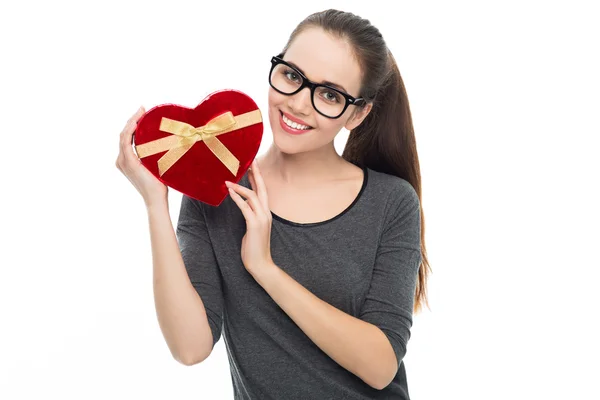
left=258, top=144, right=348, bottom=187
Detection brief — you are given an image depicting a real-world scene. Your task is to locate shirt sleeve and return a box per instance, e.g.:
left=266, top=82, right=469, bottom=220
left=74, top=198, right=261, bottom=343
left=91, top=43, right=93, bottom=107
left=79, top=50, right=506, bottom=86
left=175, top=194, right=225, bottom=351
left=358, top=179, right=422, bottom=367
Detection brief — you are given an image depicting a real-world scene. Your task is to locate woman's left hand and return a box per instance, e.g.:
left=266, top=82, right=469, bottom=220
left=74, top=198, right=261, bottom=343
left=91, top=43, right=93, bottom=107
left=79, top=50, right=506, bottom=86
left=225, top=159, right=275, bottom=279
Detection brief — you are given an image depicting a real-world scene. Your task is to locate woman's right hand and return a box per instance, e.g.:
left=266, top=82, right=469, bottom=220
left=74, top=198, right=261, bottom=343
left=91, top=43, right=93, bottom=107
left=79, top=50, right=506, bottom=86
left=116, top=106, right=168, bottom=208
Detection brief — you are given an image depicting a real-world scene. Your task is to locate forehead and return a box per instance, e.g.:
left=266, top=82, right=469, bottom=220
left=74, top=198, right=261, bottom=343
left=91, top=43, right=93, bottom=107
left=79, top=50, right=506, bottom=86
left=284, top=27, right=362, bottom=95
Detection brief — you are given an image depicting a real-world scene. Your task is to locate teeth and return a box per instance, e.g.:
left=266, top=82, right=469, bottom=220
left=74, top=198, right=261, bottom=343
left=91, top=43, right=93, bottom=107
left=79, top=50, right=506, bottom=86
left=282, top=113, right=310, bottom=130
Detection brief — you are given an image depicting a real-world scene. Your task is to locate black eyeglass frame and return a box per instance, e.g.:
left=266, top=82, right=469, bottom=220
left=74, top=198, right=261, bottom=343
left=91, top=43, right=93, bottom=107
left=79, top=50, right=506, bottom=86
left=269, top=55, right=366, bottom=119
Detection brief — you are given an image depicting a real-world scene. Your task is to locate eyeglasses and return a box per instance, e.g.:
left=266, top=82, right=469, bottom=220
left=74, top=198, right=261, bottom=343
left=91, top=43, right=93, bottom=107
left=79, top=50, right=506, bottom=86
left=268, top=55, right=366, bottom=119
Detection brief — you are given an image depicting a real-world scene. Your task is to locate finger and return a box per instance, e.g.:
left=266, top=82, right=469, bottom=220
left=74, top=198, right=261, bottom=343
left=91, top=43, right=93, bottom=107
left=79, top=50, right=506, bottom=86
left=248, top=169, right=256, bottom=191
left=120, top=119, right=133, bottom=149
left=121, top=107, right=144, bottom=143
left=122, top=106, right=146, bottom=157
left=120, top=106, right=145, bottom=138
left=228, top=183, right=262, bottom=214
left=120, top=120, right=139, bottom=166
left=228, top=187, right=255, bottom=221
left=127, top=106, right=146, bottom=124
left=251, top=160, right=269, bottom=210
left=248, top=170, right=269, bottom=219
left=118, top=125, right=130, bottom=164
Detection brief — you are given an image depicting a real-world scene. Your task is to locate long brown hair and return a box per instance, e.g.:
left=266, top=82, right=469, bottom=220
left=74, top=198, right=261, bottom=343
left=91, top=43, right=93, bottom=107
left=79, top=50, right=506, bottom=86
left=281, top=9, right=431, bottom=313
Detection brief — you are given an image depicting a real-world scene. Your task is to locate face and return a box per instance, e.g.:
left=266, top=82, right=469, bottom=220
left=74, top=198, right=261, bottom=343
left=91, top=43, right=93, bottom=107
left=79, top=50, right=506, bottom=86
left=267, top=27, right=372, bottom=154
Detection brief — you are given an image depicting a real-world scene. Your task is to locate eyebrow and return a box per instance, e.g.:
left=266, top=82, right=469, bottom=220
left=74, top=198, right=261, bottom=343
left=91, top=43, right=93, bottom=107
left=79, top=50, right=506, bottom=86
left=285, top=60, right=350, bottom=94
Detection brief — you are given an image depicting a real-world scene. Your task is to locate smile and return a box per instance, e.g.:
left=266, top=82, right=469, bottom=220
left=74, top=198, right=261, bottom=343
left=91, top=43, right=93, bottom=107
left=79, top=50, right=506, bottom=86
left=279, top=110, right=313, bottom=132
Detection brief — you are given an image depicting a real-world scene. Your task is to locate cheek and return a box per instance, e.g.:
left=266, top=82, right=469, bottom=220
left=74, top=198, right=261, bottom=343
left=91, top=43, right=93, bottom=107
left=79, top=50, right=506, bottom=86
left=268, top=87, right=285, bottom=108
left=267, top=90, right=281, bottom=125
left=316, top=116, right=344, bottom=137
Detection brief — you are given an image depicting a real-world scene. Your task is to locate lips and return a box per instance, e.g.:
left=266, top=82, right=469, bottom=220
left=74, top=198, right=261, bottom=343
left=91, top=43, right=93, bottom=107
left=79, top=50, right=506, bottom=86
left=278, top=110, right=314, bottom=135
left=280, top=110, right=312, bottom=128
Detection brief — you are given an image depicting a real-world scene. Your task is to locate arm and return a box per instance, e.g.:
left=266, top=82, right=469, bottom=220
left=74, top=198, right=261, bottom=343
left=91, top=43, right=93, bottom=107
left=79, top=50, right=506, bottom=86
left=253, top=266, right=397, bottom=390
left=149, top=195, right=224, bottom=365
left=253, top=182, right=422, bottom=390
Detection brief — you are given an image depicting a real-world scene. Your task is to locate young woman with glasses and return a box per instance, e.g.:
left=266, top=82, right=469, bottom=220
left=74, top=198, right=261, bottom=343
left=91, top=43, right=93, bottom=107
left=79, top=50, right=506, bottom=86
left=117, top=8, right=430, bottom=400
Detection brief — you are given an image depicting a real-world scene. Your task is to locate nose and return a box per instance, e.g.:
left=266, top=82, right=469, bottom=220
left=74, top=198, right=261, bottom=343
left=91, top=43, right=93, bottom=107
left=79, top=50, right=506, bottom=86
left=286, top=86, right=312, bottom=116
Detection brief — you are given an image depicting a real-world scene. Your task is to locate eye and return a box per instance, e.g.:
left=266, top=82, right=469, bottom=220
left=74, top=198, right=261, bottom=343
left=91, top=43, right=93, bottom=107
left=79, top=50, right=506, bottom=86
left=283, top=68, right=301, bottom=83
left=318, top=88, right=342, bottom=104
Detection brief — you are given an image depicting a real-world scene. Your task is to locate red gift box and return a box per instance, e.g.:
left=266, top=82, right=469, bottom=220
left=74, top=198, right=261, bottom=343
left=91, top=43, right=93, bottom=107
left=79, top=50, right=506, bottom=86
left=133, top=89, right=263, bottom=206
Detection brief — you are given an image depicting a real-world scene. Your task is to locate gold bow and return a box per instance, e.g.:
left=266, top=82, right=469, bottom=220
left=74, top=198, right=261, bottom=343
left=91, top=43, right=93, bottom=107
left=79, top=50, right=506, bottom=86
left=134, top=109, right=262, bottom=176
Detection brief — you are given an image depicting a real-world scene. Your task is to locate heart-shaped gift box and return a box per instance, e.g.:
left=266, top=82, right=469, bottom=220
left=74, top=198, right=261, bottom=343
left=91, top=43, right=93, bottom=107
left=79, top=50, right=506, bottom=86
left=133, top=89, right=263, bottom=206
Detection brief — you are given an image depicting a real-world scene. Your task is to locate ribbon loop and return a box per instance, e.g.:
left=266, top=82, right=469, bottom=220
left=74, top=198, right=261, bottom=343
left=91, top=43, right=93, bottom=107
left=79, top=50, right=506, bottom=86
left=195, top=111, right=236, bottom=135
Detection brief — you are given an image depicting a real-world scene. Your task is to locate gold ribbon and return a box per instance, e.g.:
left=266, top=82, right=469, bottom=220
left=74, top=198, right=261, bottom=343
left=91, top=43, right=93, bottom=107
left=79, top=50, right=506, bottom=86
left=135, top=109, right=262, bottom=177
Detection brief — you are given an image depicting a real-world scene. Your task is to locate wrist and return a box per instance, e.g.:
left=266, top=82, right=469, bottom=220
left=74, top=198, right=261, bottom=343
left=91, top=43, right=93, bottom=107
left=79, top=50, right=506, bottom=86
left=252, top=261, right=280, bottom=289
left=145, top=196, right=168, bottom=212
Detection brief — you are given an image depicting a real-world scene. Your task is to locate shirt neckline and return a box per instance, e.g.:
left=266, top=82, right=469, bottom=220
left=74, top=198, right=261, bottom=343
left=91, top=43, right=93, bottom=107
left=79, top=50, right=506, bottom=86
left=269, top=165, right=369, bottom=228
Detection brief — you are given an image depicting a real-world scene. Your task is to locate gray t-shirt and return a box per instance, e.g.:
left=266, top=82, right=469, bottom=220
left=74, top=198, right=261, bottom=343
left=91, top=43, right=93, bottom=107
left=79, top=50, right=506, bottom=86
left=176, top=165, right=422, bottom=399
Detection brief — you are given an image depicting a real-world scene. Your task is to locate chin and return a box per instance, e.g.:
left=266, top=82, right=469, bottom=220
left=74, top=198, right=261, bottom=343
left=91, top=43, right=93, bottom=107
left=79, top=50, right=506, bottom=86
left=271, top=131, right=303, bottom=155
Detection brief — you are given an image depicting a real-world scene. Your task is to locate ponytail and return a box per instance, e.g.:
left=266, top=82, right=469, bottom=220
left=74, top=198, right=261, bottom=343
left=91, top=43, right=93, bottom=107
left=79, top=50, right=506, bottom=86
left=342, top=50, right=431, bottom=313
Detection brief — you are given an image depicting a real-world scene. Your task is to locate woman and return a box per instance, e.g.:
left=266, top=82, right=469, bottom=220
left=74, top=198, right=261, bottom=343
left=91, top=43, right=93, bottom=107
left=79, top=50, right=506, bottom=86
left=116, top=9, right=430, bottom=400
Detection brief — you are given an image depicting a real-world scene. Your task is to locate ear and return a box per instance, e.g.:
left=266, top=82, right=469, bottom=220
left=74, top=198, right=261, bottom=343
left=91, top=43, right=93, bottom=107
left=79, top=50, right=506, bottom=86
left=344, top=103, right=373, bottom=131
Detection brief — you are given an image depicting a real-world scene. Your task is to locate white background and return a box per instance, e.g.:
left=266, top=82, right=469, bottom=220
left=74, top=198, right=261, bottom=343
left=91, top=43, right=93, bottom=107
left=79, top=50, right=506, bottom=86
left=1, top=1, right=599, bottom=399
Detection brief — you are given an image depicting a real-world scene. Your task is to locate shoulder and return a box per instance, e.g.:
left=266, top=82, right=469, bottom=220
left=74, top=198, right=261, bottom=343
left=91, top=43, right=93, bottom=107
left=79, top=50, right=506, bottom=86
left=369, top=170, right=421, bottom=248
left=367, top=168, right=420, bottom=210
